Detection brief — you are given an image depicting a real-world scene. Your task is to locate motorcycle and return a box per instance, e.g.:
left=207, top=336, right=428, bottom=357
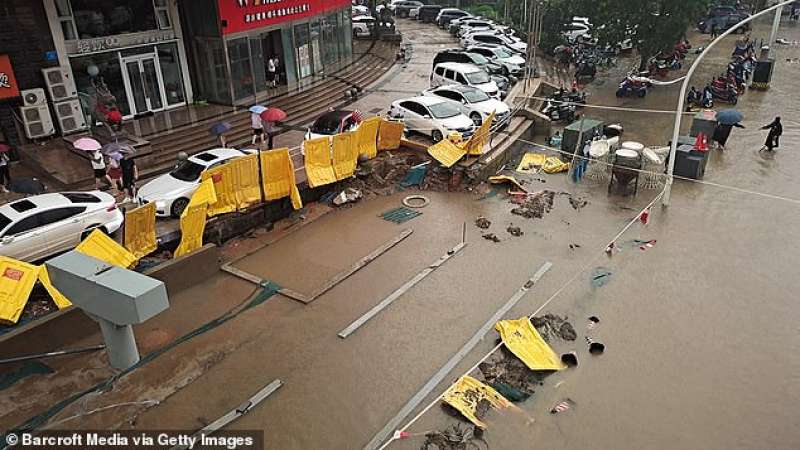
left=542, top=100, right=577, bottom=123
left=709, top=83, right=738, bottom=105
left=574, top=59, right=597, bottom=81
left=616, top=76, right=650, bottom=98
left=553, top=89, right=588, bottom=105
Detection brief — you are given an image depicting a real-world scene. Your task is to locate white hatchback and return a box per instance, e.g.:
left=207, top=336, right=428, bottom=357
left=389, top=96, right=475, bottom=143
left=431, top=62, right=501, bottom=99
left=422, top=84, right=511, bottom=127
left=138, top=148, right=254, bottom=218
left=0, top=191, right=123, bottom=263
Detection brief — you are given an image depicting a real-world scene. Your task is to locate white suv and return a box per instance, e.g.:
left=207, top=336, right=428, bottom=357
left=389, top=96, right=475, bottom=143
left=466, top=45, right=526, bottom=76
left=431, top=62, right=501, bottom=99
left=0, top=191, right=123, bottom=263
left=422, top=84, right=511, bottom=126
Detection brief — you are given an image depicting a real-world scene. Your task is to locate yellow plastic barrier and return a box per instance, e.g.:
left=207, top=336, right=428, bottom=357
left=202, top=164, right=238, bottom=217
left=377, top=119, right=404, bottom=151
left=463, top=111, right=495, bottom=156
left=189, top=178, right=217, bottom=208
left=231, top=154, right=262, bottom=208
left=76, top=229, right=138, bottom=268
left=332, top=132, right=358, bottom=180
left=516, top=153, right=548, bottom=173
left=427, top=139, right=467, bottom=168
left=37, top=266, right=71, bottom=309
left=124, top=202, right=157, bottom=259
left=261, top=148, right=303, bottom=210
left=542, top=157, right=570, bottom=174
left=304, top=137, right=337, bottom=188
left=356, top=116, right=381, bottom=159
left=495, top=317, right=566, bottom=371
left=442, top=376, right=513, bottom=428
left=488, top=175, right=526, bottom=192
left=175, top=203, right=208, bottom=258
left=0, top=257, right=40, bottom=325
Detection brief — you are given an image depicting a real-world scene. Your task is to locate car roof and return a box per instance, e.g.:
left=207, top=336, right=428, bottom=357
left=434, top=62, right=483, bottom=73
left=189, top=148, right=245, bottom=165
left=0, top=192, right=106, bottom=219
left=399, top=96, right=446, bottom=106
left=315, top=110, right=354, bottom=122
left=352, top=15, right=375, bottom=20
left=432, top=84, right=483, bottom=94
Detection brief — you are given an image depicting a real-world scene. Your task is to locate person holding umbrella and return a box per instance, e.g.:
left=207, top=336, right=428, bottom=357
left=760, top=117, right=782, bottom=152
left=210, top=122, right=232, bottom=148
left=712, top=109, right=745, bottom=151
left=249, top=105, right=267, bottom=145
left=120, top=152, right=138, bottom=203
left=260, top=108, right=286, bottom=150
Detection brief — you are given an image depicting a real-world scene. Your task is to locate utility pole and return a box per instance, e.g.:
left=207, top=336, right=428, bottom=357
left=767, top=5, right=783, bottom=58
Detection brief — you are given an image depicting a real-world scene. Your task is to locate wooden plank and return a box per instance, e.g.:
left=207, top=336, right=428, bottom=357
left=362, top=262, right=553, bottom=450
left=305, top=228, right=413, bottom=303
left=338, top=242, right=467, bottom=339
left=171, top=379, right=283, bottom=450
left=220, top=263, right=312, bottom=304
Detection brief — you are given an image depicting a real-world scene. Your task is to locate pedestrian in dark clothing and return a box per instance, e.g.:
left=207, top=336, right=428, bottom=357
left=0, top=151, right=11, bottom=193
left=761, top=116, right=783, bottom=151
left=120, top=155, right=138, bottom=203
left=712, top=122, right=745, bottom=150
left=710, top=22, right=719, bottom=39
left=264, top=120, right=275, bottom=150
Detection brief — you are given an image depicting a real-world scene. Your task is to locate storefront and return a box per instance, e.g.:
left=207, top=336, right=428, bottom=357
left=183, top=0, right=353, bottom=106
left=44, top=0, right=193, bottom=118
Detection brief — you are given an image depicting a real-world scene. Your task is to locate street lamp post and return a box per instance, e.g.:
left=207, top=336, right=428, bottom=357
left=663, top=0, right=794, bottom=207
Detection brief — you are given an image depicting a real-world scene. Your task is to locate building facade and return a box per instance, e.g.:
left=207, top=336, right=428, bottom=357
left=0, top=0, right=354, bottom=149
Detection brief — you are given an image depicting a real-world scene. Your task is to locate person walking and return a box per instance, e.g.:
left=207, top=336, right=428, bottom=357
left=710, top=21, right=719, bottom=39
left=107, top=157, right=123, bottom=194
left=264, top=119, right=275, bottom=150
left=0, top=150, right=11, bottom=193
left=120, top=154, right=138, bottom=203
left=761, top=116, right=783, bottom=151
left=251, top=111, right=265, bottom=145
left=712, top=122, right=745, bottom=150
left=91, top=151, right=112, bottom=190
left=274, top=56, right=281, bottom=85
left=267, top=56, right=277, bottom=88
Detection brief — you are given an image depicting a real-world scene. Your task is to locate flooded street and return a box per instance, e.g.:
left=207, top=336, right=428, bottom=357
left=5, top=14, right=799, bottom=450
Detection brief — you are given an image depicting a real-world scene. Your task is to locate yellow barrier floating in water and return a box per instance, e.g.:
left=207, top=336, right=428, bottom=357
left=495, top=317, right=566, bottom=371
left=442, top=375, right=513, bottom=428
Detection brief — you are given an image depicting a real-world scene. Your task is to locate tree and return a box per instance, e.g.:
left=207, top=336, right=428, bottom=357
left=576, top=0, right=712, bottom=71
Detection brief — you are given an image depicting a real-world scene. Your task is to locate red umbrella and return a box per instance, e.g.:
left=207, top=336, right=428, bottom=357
left=260, top=108, right=286, bottom=123
left=0, top=144, right=10, bottom=153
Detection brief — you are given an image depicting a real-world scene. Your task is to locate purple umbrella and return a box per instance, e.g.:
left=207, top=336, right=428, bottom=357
left=210, top=122, right=233, bottom=136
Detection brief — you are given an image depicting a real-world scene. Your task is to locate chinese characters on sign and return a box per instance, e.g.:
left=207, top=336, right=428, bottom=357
left=219, top=0, right=350, bottom=34
left=76, top=37, right=122, bottom=54
left=73, top=31, right=176, bottom=55
left=0, top=55, right=20, bottom=100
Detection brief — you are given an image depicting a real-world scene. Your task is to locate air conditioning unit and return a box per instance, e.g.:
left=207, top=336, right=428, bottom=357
left=20, top=105, right=55, bottom=139
left=21, top=88, right=47, bottom=107
left=53, top=99, right=87, bottom=134
left=42, top=67, right=77, bottom=102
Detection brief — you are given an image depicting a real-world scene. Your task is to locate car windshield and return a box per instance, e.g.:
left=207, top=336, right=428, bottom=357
left=494, top=48, right=513, bottom=58
left=468, top=53, right=489, bottom=65
left=310, top=115, right=342, bottom=135
left=170, top=161, right=206, bottom=182
left=428, top=102, right=461, bottom=119
left=465, top=70, right=491, bottom=84
left=463, top=89, right=490, bottom=103
left=0, top=213, right=10, bottom=233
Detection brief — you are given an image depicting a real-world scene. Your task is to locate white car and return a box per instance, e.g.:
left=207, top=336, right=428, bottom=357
left=352, top=5, right=370, bottom=16
left=466, top=45, right=526, bottom=76
left=431, top=62, right=501, bottom=99
left=0, top=191, right=123, bottom=263
left=352, top=15, right=375, bottom=37
left=461, top=31, right=527, bottom=54
left=138, top=148, right=254, bottom=218
left=422, top=84, right=511, bottom=127
left=409, top=6, right=420, bottom=19
left=562, top=22, right=592, bottom=43
left=304, top=109, right=361, bottom=141
left=457, top=19, right=494, bottom=37
left=389, top=96, right=475, bottom=143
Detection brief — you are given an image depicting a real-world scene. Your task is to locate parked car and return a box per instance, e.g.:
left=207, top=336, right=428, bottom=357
left=352, top=15, right=376, bottom=38
left=417, top=5, right=443, bottom=23
left=0, top=191, right=123, bottom=263
left=461, top=31, right=527, bottom=55
left=422, top=84, right=511, bottom=126
left=448, top=15, right=475, bottom=34
left=431, top=62, right=501, bottom=99
left=305, top=109, right=361, bottom=140
left=352, top=5, right=370, bottom=16
left=389, top=96, right=475, bottom=143
left=466, top=45, right=526, bottom=76
left=457, top=19, right=494, bottom=37
left=138, top=148, right=254, bottom=218
left=697, top=6, right=750, bottom=34
left=436, top=9, right=470, bottom=28
left=433, top=49, right=504, bottom=76
left=392, top=0, right=423, bottom=18
left=562, top=21, right=592, bottom=43
left=409, top=6, right=421, bottom=19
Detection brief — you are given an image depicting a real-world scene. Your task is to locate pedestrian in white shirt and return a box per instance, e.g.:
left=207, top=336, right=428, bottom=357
left=251, top=112, right=265, bottom=145
left=91, top=151, right=112, bottom=190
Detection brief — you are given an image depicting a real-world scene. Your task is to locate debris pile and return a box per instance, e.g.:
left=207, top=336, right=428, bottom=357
left=475, top=217, right=491, bottom=229
left=531, top=314, right=577, bottom=342
left=422, top=424, right=485, bottom=450
left=506, top=225, right=524, bottom=237
left=511, top=190, right=555, bottom=219
left=482, top=233, right=501, bottom=243
left=478, top=348, right=546, bottom=402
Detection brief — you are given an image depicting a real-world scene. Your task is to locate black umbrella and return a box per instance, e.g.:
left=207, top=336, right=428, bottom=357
left=9, top=178, right=46, bottom=195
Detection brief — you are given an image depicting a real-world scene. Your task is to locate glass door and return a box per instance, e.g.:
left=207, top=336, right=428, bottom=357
left=121, top=53, right=166, bottom=116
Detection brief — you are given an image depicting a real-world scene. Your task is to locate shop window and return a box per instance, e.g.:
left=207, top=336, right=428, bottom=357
left=71, top=52, right=131, bottom=117
left=70, top=0, right=157, bottom=38
left=157, top=43, right=185, bottom=105
left=227, top=38, right=254, bottom=101
left=55, top=0, right=79, bottom=41
left=153, top=0, right=172, bottom=29
left=294, top=23, right=311, bottom=79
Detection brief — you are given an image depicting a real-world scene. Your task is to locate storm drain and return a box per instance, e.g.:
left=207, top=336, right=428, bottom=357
left=381, top=207, right=422, bottom=224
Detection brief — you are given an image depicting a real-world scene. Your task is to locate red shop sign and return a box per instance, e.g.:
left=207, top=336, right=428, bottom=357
left=0, top=55, right=21, bottom=101
left=218, top=0, right=351, bottom=34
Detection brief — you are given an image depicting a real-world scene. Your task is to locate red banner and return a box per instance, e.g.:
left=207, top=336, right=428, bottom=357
left=0, top=55, right=20, bottom=101
left=218, top=0, right=351, bottom=35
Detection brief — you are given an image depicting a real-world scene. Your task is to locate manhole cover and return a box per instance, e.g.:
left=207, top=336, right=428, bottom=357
left=368, top=107, right=383, bottom=114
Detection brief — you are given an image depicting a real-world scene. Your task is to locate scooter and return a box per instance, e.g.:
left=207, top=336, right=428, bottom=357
left=542, top=100, right=577, bottom=123
left=710, top=83, right=738, bottom=105
left=616, top=76, right=649, bottom=98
